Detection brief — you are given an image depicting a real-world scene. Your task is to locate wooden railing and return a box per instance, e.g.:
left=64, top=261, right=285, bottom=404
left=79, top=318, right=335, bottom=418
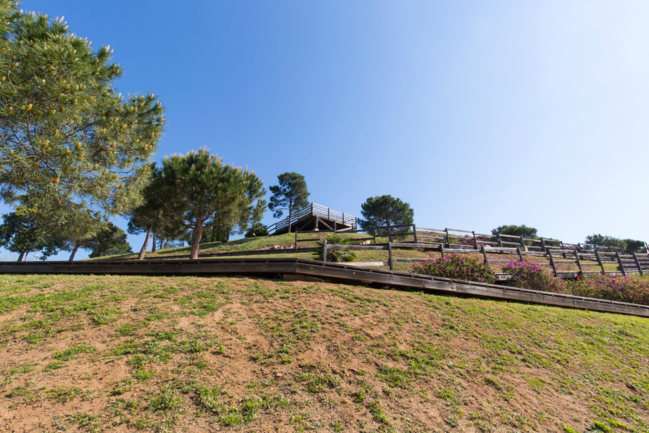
left=313, top=224, right=649, bottom=278
left=266, top=203, right=357, bottom=234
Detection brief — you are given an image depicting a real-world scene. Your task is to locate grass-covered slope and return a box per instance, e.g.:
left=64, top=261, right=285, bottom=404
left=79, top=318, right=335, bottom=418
left=100, top=233, right=622, bottom=274
left=1, top=274, right=648, bottom=432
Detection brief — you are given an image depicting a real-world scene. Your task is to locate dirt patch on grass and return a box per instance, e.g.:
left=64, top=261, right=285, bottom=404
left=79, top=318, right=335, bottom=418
left=0, top=274, right=647, bottom=432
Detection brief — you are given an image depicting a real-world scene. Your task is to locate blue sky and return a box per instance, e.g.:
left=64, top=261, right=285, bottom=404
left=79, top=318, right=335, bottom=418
left=4, top=0, right=649, bottom=260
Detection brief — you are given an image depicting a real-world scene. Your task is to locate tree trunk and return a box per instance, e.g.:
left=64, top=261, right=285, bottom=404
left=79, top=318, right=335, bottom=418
left=69, top=245, right=80, bottom=262
left=138, top=228, right=152, bottom=260
left=17, top=251, right=25, bottom=262
left=152, top=232, right=157, bottom=252
left=24, top=251, right=29, bottom=261
left=190, top=224, right=203, bottom=260
left=387, top=219, right=393, bottom=243
left=288, top=199, right=293, bottom=233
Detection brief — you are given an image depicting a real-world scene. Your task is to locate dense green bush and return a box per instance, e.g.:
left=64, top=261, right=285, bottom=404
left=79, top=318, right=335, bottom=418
left=411, top=254, right=495, bottom=284
left=244, top=223, right=269, bottom=238
left=502, top=261, right=567, bottom=294
left=314, top=235, right=356, bottom=263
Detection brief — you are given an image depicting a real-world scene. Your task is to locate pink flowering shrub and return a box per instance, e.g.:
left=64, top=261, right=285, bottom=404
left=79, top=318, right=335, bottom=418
left=568, top=275, right=649, bottom=305
left=502, top=261, right=568, bottom=293
left=412, top=254, right=495, bottom=284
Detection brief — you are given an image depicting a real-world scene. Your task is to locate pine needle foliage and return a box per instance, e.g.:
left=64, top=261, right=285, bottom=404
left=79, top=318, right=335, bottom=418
left=152, top=149, right=265, bottom=259
left=0, top=2, right=166, bottom=216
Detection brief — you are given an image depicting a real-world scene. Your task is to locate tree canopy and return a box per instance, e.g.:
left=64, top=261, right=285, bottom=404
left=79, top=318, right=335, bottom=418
left=0, top=210, right=61, bottom=260
left=151, top=149, right=266, bottom=259
left=359, top=195, right=414, bottom=236
left=492, top=224, right=538, bottom=238
left=0, top=4, right=165, bottom=218
left=585, top=234, right=647, bottom=254
left=268, top=172, right=309, bottom=232
left=87, top=222, right=131, bottom=258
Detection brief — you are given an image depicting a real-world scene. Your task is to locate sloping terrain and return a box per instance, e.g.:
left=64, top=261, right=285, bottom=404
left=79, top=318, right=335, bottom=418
left=1, top=274, right=648, bottom=432
left=102, top=233, right=621, bottom=274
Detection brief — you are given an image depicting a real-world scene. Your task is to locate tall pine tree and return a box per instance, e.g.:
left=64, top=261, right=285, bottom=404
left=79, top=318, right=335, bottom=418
left=268, top=172, right=309, bottom=233
left=152, top=149, right=266, bottom=259
left=0, top=4, right=165, bottom=218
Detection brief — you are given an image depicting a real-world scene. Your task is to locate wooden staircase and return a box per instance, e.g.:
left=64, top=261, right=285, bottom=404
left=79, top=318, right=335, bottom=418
left=266, top=203, right=357, bottom=235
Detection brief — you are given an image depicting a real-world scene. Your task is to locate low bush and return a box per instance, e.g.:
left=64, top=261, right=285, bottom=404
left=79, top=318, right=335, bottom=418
left=314, top=235, right=356, bottom=263
left=567, top=275, right=649, bottom=305
left=502, top=261, right=567, bottom=294
left=411, top=254, right=495, bottom=284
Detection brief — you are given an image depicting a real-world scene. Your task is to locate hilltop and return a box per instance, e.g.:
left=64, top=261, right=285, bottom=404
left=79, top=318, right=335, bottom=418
left=1, top=273, right=648, bottom=432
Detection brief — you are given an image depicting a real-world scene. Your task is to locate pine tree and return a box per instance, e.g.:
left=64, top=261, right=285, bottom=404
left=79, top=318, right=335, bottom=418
left=0, top=4, right=165, bottom=217
left=152, top=149, right=265, bottom=259
left=359, top=195, right=414, bottom=239
left=87, top=222, right=131, bottom=258
left=0, top=210, right=62, bottom=260
left=268, top=172, right=309, bottom=233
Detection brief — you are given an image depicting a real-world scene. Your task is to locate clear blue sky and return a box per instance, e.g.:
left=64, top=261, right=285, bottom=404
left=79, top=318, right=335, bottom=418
left=5, top=0, right=649, bottom=260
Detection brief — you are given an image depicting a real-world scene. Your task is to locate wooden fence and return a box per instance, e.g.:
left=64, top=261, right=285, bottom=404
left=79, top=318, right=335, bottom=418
left=316, top=224, right=649, bottom=278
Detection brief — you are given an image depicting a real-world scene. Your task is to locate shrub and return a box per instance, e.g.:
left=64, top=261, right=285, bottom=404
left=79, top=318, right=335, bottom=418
left=567, top=275, right=649, bottom=305
left=412, top=255, right=495, bottom=284
left=314, top=235, right=356, bottom=263
left=245, top=223, right=269, bottom=238
left=502, top=262, right=567, bottom=294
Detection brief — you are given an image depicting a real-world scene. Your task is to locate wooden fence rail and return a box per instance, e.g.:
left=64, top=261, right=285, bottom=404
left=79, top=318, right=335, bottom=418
left=315, top=223, right=649, bottom=278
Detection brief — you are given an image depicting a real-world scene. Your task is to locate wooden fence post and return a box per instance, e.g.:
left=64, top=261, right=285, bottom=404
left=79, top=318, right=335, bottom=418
left=311, top=203, right=314, bottom=215
left=634, top=253, right=644, bottom=276
left=440, top=244, right=445, bottom=258
left=594, top=248, right=605, bottom=274
left=445, top=228, right=450, bottom=247
left=516, top=247, right=523, bottom=262
left=343, top=213, right=345, bottom=226
left=520, top=235, right=526, bottom=252
left=497, top=233, right=503, bottom=248
left=388, top=242, right=393, bottom=271
left=472, top=231, right=478, bottom=249
left=481, top=246, right=488, bottom=265
left=322, top=239, right=328, bottom=263
left=548, top=249, right=558, bottom=277
left=413, top=224, right=418, bottom=244
left=334, top=221, right=337, bottom=234
left=541, top=238, right=547, bottom=253
left=574, top=250, right=583, bottom=277
left=616, top=252, right=626, bottom=276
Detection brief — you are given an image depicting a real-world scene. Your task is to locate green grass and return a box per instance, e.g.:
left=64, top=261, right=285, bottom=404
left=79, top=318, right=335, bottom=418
left=2, top=273, right=649, bottom=432
left=100, top=232, right=633, bottom=278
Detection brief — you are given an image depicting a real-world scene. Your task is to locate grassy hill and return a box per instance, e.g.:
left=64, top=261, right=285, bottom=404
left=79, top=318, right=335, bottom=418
left=1, top=273, right=648, bottom=432
left=100, top=233, right=623, bottom=274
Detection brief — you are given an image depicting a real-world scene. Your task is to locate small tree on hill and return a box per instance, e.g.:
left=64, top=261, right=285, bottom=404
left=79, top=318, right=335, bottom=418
left=0, top=6, right=165, bottom=216
left=0, top=211, right=62, bottom=260
left=87, top=222, right=132, bottom=258
left=126, top=164, right=184, bottom=259
left=622, top=239, right=647, bottom=254
left=492, top=224, right=538, bottom=238
left=359, top=195, right=414, bottom=239
left=152, top=149, right=265, bottom=259
left=585, top=234, right=625, bottom=251
left=492, top=224, right=538, bottom=247
left=268, top=172, right=309, bottom=233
